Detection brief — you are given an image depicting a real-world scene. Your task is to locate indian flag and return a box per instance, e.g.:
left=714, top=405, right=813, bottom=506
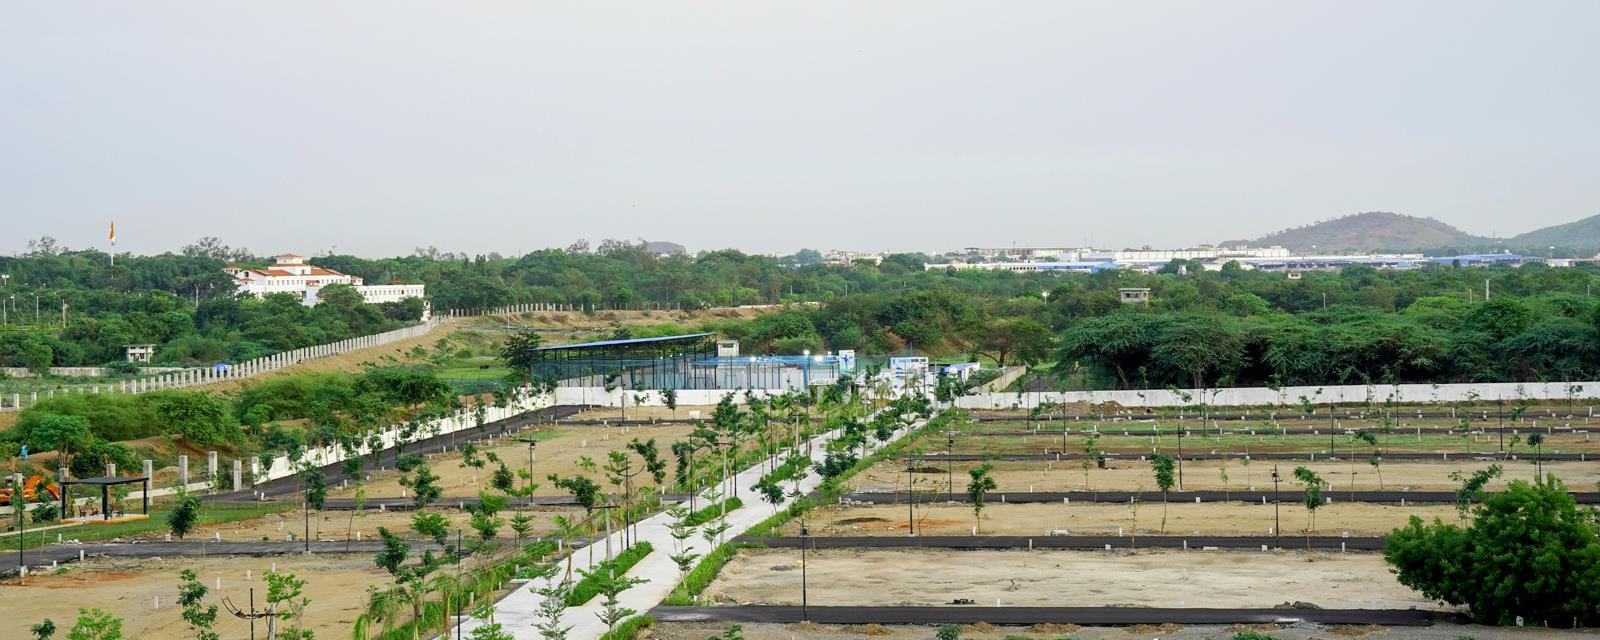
left=109, top=221, right=116, bottom=247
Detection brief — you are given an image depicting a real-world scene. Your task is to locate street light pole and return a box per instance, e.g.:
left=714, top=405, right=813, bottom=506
left=517, top=437, right=537, bottom=507
left=1271, top=466, right=1281, bottom=549
left=12, top=475, right=24, bottom=582
left=800, top=521, right=810, bottom=622
left=904, top=457, right=915, bottom=536
left=1176, top=428, right=1184, bottom=491
left=1328, top=402, right=1336, bottom=457
left=946, top=434, right=956, bottom=497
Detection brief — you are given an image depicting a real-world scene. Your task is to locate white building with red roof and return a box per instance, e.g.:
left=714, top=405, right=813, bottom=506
left=224, top=253, right=425, bottom=306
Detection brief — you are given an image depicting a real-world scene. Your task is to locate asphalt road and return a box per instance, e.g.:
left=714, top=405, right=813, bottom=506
left=841, top=490, right=1600, bottom=505
left=649, top=605, right=1441, bottom=626
left=956, top=425, right=1590, bottom=436
left=1, top=539, right=454, bottom=576
left=738, top=535, right=1386, bottom=551
left=912, top=451, right=1591, bottom=462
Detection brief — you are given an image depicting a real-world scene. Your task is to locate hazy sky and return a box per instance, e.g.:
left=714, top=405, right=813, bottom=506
left=4, top=2, right=1598, bottom=257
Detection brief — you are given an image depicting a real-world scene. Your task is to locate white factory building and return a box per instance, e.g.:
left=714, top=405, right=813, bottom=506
left=225, top=253, right=426, bottom=306
left=930, top=245, right=1529, bottom=274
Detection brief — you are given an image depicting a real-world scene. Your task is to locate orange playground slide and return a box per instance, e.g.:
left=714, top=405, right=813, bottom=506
left=0, top=475, right=60, bottom=505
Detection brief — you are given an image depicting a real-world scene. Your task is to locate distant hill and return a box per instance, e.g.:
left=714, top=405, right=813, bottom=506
left=644, top=240, right=687, bottom=256
left=1229, top=212, right=1495, bottom=253
left=1507, top=214, right=1600, bottom=252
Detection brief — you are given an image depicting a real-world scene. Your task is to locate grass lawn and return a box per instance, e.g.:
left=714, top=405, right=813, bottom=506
left=10, top=501, right=297, bottom=550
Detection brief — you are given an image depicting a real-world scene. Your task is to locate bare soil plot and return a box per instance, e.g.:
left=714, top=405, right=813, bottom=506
left=941, top=430, right=1600, bottom=456
left=571, top=404, right=724, bottom=422
left=776, top=502, right=1455, bottom=538
left=704, top=548, right=1442, bottom=610
left=329, top=422, right=698, bottom=500
left=4, top=555, right=395, bottom=640
left=851, top=458, right=1583, bottom=494
left=130, top=506, right=569, bottom=544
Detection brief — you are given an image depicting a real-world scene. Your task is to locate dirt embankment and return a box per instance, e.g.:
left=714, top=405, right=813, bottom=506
left=195, top=321, right=457, bottom=394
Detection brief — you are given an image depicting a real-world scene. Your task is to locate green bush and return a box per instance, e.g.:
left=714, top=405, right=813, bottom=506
left=1386, top=476, right=1600, bottom=626
left=597, top=615, right=653, bottom=640
left=13, top=393, right=161, bottom=442
left=661, top=542, right=744, bottom=605
left=936, top=624, right=961, bottom=640
left=566, top=542, right=654, bottom=606
left=232, top=373, right=355, bottom=423
left=1231, top=632, right=1280, bottom=640
left=683, top=497, right=743, bottom=527
left=31, top=501, right=59, bottom=524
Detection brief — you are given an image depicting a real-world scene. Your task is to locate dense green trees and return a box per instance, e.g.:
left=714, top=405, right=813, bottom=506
left=0, top=247, right=421, bottom=369
left=9, top=237, right=1600, bottom=390
left=1385, top=476, right=1600, bottom=627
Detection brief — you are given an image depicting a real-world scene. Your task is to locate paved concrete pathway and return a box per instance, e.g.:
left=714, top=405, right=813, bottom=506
left=460, top=409, right=926, bottom=640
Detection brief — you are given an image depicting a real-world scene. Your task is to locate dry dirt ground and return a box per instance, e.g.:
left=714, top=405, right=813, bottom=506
left=852, top=459, right=1590, bottom=494
left=128, top=505, right=572, bottom=544
left=3, top=554, right=396, bottom=640
left=572, top=404, right=726, bottom=422
left=778, top=502, right=1456, bottom=538
left=196, top=320, right=457, bottom=393
left=705, top=548, right=1440, bottom=610
left=329, top=422, right=699, bottom=500
left=651, top=621, right=1593, bottom=640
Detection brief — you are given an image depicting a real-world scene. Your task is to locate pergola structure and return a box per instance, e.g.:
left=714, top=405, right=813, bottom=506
left=530, top=333, right=859, bottom=391
left=60, top=476, right=150, bottom=521
left=530, top=333, right=721, bottom=389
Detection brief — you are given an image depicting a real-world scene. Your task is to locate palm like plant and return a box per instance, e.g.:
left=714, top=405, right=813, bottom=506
left=363, top=585, right=407, bottom=640
left=429, top=572, right=467, bottom=638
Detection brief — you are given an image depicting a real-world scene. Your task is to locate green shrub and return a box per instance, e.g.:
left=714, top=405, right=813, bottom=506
left=1385, top=476, right=1600, bottom=626
left=597, top=615, right=653, bottom=640
left=394, top=454, right=424, bottom=472
left=683, top=497, right=743, bottom=527
left=661, top=542, right=745, bottom=605
left=566, top=542, right=654, bottom=606
left=1230, top=633, right=1279, bottom=640
left=936, top=624, right=961, bottom=640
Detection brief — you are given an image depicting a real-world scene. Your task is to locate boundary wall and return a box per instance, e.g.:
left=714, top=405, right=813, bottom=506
left=2, top=385, right=553, bottom=517
left=957, top=380, right=1598, bottom=411
left=1, top=318, right=444, bottom=412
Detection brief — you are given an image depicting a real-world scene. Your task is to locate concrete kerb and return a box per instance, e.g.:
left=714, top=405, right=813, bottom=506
left=457, top=407, right=929, bottom=640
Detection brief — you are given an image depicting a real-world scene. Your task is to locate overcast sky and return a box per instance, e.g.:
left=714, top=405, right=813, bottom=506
left=4, top=2, right=1598, bottom=258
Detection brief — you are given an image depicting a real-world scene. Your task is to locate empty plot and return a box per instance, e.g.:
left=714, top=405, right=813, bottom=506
left=776, top=502, right=1455, bottom=537
left=329, top=422, right=697, bottom=500
left=703, top=548, right=1442, bottom=611
left=851, top=458, right=1584, bottom=494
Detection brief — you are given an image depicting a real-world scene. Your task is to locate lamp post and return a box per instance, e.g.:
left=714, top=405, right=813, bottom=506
left=1328, top=401, right=1336, bottom=457
left=800, top=521, right=810, bottom=622
left=1271, top=466, right=1281, bottom=549
left=1497, top=398, right=1505, bottom=453
left=11, top=474, right=23, bottom=582
left=904, top=457, right=915, bottom=536
left=1175, top=427, right=1184, bottom=491
left=945, top=432, right=958, bottom=497
left=516, top=436, right=538, bottom=507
